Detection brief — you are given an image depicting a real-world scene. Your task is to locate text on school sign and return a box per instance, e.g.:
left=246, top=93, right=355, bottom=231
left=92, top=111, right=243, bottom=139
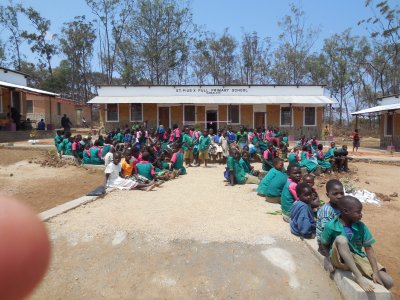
left=175, top=87, right=248, bottom=95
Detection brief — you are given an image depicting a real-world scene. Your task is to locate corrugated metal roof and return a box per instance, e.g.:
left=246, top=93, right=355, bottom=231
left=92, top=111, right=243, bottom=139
left=0, top=80, right=58, bottom=96
left=351, top=103, right=400, bottom=115
left=88, top=95, right=336, bottom=105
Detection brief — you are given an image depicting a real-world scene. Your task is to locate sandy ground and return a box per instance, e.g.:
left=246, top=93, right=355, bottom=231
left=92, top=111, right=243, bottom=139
left=32, top=163, right=341, bottom=299
left=0, top=148, right=104, bottom=212
left=314, top=162, right=400, bottom=299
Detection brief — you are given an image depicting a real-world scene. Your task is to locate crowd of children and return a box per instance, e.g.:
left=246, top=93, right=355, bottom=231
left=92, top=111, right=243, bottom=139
left=53, top=123, right=392, bottom=292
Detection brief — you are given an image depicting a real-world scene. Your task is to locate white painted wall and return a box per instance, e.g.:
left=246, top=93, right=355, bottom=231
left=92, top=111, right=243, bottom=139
left=0, top=69, right=27, bottom=86
left=98, top=85, right=326, bottom=97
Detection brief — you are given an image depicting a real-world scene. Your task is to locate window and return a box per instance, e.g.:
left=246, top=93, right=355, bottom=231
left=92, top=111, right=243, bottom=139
left=106, top=104, right=119, bottom=122
left=280, top=107, right=292, bottom=126
left=304, top=107, right=316, bottom=126
left=130, top=103, right=143, bottom=122
left=57, top=102, right=61, bottom=115
left=184, top=105, right=195, bottom=123
left=385, top=113, right=394, bottom=136
left=228, top=105, right=240, bottom=124
left=26, top=100, right=33, bottom=113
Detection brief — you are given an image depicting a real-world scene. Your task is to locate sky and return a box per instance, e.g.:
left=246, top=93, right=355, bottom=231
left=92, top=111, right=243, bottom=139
left=0, top=0, right=387, bottom=68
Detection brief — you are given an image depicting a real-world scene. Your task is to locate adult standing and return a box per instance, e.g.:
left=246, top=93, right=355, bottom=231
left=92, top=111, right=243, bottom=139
left=61, top=114, right=72, bottom=132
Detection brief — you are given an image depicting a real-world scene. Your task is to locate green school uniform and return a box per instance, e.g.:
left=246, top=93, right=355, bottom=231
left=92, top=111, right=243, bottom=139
left=281, top=179, right=297, bottom=216
left=82, top=150, right=91, bottom=164
left=236, top=131, right=248, bottom=144
left=229, top=158, right=246, bottom=184
left=299, top=151, right=318, bottom=172
left=257, top=168, right=288, bottom=197
left=288, top=153, right=298, bottom=165
left=101, top=144, right=111, bottom=157
left=172, top=152, right=186, bottom=175
left=182, top=134, right=193, bottom=151
left=321, top=217, right=375, bottom=258
left=239, top=158, right=252, bottom=175
left=54, top=134, right=62, bottom=148
left=282, top=136, right=289, bottom=144
left=113, top=132, right=123, bottom=142
left=64, top=140, right=73, bottom=155
left=137, top=162, right=154, bottom=180
left=198, top=135, right=211, bottom=151
left=89, top=147, right=103, bottom=165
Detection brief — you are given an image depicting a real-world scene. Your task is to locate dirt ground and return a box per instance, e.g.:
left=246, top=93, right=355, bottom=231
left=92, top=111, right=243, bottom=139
left=0, top=148, right=104, bottom=212
left=0, top=146, right=398, bottom=298
left=314, top=161, right=400, bottom=299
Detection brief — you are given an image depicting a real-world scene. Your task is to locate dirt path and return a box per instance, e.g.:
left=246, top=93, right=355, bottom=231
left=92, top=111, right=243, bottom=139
left=32, top=163, right=341, bottom=299
left=0, top=148, right=104, bottom=212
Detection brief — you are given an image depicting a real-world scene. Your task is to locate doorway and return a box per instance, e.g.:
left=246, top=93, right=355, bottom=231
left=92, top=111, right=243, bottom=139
left=254, top=112, right=266, bottom=129
left=158, top=106, right=170, bottom=127
left=12, top=91, right=21, bottom=114
left=206, top=110, right=218, bottom=132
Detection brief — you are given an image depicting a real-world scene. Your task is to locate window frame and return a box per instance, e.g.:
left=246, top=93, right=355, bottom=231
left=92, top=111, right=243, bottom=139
left=106, top=103, right=119, bottom=122
left=183, top=105, right=196, bottom=124
left=26, top=100, right=34, bottom=114
left=129, top=103, right=143, bottom=122
left=228, top=104, right=240, bottom=125
left=0, top=93, right=3, bottom=113
left=56, top=102, right=62, bottom=116
left=384, top=113, right=394, bottom=137
left=279, top=105, right=293, bottom=127
left=303, top=106, right=317, bottom=126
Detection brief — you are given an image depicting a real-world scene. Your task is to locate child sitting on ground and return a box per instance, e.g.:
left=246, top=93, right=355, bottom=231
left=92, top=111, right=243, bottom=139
left=334, top=145, right=349, bottom=173
left=136, top=151, right=156, bottom=180
left=104, top=152, right=157, bottom=191
left=302, top=174, right=320, bottom=205
left=281, top=164, right=302, bottom=222
left=262, top=144, right=277, bottom=171
left=121, top=149, right=134, bottom=177
left=316, top=179, right=344, bottom=272
left=316, top=144, right=332, bottom=173
left=257, top=158, right=287, bottom=203
left=290, top=183, right=316, bottom=239
left=320, top=196, right=393, bottom=292
left=239, top=151, right=260, bottom=177
left=227, top=149, right=259, bottom=186
left=170, top=143, right=186, bottom=175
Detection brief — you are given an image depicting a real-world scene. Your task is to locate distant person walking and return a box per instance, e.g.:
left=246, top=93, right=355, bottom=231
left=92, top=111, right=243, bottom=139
left=61, top=114, right=72, bottom=132
left=352, top=129, right=361, bottom=152
left=37, top=119, right=46, bottom=130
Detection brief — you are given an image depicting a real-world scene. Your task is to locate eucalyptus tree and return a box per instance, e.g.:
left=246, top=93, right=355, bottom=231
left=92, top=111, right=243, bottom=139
left=20, top=6, right=58, bottom=75
left=0, top=1, right=24, bottom=70
left=86, top=0, right=134, bottom=84
left=60, top=16, right=97, bottom=102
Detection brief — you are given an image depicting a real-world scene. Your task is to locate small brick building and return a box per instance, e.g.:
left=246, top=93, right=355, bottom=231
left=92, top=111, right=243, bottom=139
left=352, top=94, right=400, bottom=151
left=89, top=85, right=335, bottom=138
left=0, top=67, right=91, bottom=130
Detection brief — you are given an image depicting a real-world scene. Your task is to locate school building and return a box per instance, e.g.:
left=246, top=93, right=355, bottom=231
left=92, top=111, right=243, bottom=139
left=352, top=94, right=400, bottom=151
left=88, top=85, right=335, bottom=138
left=0, top=67, right=91, bottom=130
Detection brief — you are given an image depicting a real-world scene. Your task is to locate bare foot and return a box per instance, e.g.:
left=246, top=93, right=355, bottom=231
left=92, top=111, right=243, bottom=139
left=155, top=181, right=164, bottom=187
left=145, top=183, right=157, bottom=192
left=356, top=276, right=375, bottom=292
left=323, top=257, right=335, bottom=273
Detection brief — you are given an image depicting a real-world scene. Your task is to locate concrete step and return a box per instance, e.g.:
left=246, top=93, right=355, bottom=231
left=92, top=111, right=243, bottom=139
left=304, top=239, right=392, bottom=300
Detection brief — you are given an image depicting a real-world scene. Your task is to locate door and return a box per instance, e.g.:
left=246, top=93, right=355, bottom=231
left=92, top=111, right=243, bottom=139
left=206, top=110, right=218, bottom=132
left=76, top=109, right=82, bottom=126
left=12, top=91, right=21, bottom=114
left=254, top=112, right=265, bottom=129
left=158, top=106, right=170, bottom=127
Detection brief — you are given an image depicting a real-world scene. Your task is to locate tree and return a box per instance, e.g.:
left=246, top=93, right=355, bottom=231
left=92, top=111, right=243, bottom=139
left=239, top=32, right=272, bottom=84
left=20, top=6, right=58, bottom=75
left=272, top=3, right=319, bottom=84
left=126, top=0, right=193, bottom=85
left=360, top=0, right=400, bottom=94
left=0, top=41, right=6, bottom=66
left=192, top=30, right=238, bottom=85
left=86, top=0, right=134, bottom=84
left=60, top=16, right=97, bottom=102
left=0, top=1, right=24, bottom=70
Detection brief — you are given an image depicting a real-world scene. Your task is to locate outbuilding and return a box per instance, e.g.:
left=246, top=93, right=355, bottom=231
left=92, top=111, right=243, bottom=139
left=88, top=85, right=335, bottom=139
left=351, top=94, right=400, bottom=151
